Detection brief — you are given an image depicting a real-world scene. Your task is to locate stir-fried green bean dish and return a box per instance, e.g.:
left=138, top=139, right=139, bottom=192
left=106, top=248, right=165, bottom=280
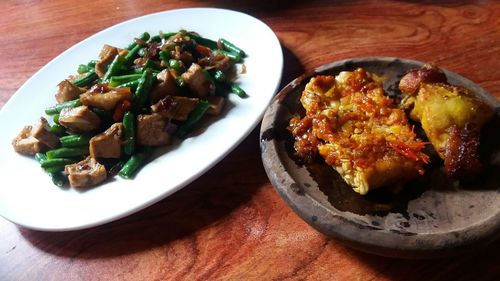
left=12, top=30, right=247, bottom=188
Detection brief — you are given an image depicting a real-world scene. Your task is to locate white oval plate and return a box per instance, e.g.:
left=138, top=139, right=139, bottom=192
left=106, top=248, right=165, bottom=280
left=0, top=8, right=283, bottom=231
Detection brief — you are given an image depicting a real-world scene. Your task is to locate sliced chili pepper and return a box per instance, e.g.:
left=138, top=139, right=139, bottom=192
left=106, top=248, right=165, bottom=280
left=389, top=141, right=429, bottom=164
left=113, top=99, right=132, bottom=122
left=194, top=44, right=212, bottom=57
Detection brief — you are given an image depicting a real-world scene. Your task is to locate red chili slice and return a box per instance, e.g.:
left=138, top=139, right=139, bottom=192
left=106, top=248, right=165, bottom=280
left=113, top=99, right=132, bottom=122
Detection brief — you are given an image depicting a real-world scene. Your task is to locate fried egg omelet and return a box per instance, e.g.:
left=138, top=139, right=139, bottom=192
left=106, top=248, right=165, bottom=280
left=399, top=65, right=494, bottom=179
left=289, top=68, right=428, bottom=195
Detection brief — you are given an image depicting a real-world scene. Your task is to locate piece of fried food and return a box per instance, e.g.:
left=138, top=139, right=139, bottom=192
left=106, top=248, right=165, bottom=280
left=289, top=68, right=428, bottom=195
left=399, top=65, right=494, bottom=179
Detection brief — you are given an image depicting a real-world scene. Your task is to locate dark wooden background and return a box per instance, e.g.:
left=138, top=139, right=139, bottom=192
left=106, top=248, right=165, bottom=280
left=1, top=0, right=499, bottom=280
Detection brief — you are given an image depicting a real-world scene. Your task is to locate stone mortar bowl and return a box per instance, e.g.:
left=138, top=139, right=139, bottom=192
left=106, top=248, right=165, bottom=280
left=260, top=57, right=500, bottom=259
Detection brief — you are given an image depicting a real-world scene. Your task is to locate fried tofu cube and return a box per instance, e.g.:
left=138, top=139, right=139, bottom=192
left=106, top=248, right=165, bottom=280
left=181, top=63, right=214, bottom=97
left=59, top=106, right=101, bottom=133
left=151, top=96, right=199, bottom=121
left=65, top=156, right=107, bottom=188
left=12, top=117, right=60, bottom=155
left=89, top=123, right=124, bottom=159
left=290, top=69, right=428, bottom=195
left=55, top=80, right=83, bottom=103
left=31, top=117, right=60, bottom=149
left=136, top=114, right=170, bottom=146
left=12, top=126, right=46, bottom=155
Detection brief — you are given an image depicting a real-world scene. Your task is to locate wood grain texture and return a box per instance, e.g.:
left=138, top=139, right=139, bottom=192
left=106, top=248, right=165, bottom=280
left=0, top=0, right=499, bottom=280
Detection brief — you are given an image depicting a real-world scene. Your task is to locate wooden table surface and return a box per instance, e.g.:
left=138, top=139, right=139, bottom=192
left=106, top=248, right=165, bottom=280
left=1, top=0, right=499, bottom=280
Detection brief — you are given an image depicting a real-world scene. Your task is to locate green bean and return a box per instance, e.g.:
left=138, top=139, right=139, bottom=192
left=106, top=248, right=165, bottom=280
left=77, top=60, right=98, bottom=74
left=132, top=67, right=144, bottom=74
left=118, top=148, right=151, bottom=179
left=108, top=74, right=142, bottom=87
left=133, top=69, right=154, bottom=110
left=176, top=76, right=186, bottom=88
left=91, top=107, right=112, bottom=121
left=175, top=100, right=210, bottom=138
left=168, top=59, right=184, bottom=73
left=116, top=79, right=140, bottom=91
left=77, top=64, right=93, bottom=74
left=159, top=50, right=170, bottom=63
left=211, top=69, right=226, bottom=82
left=187, top=32, right=218, bottom=50
left=125, top=32, right=150, bottom=50
left=131, top=67, right=160, bottom=76
left=161, top=32, right=177, bottom=40
left=45, top=98, right=82, bottom=115
left=122, top=112, right=135, bottom=155
left=231, top=83, right=248, bottom=98
left=102, top=54, right=127, bottom=82
left=34, top=153, right=66, bottom=187
left=124, top=44, right=142, bottom=64
left=49, top=124, right=66, bottom=136
left=53, top=114, right=60, bottom=124
left=107, top=159, right=126, bottom=177
left=213, top=49, right=241, bottom=62
left=35, top=152, right=47, bottom=163
left=219, top=38, right=246, bottom=57
left=60, top=134, right=91, bottom=148
left=203, top=69, right=215, bottom=83
left=142, top=59, right=162, bottom=71
left=46, top=146, right=89, bottom=159
left=138, top=47, right=147, bottom=57
left=73, top=70, right=98, bottom=87
left=41, top=158, right=76, bottom=169
left=149, top=35, right=161, bottom=43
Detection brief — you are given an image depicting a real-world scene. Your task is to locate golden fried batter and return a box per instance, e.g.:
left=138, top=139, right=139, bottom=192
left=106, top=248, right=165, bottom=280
left=399, top=65, right=494, bottom=179
left=290, top=68, right=428, bottom=195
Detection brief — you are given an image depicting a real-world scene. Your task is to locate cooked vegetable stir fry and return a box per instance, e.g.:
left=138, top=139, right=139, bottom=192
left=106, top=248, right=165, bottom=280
left=12, top=30, right=247, bottom=188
